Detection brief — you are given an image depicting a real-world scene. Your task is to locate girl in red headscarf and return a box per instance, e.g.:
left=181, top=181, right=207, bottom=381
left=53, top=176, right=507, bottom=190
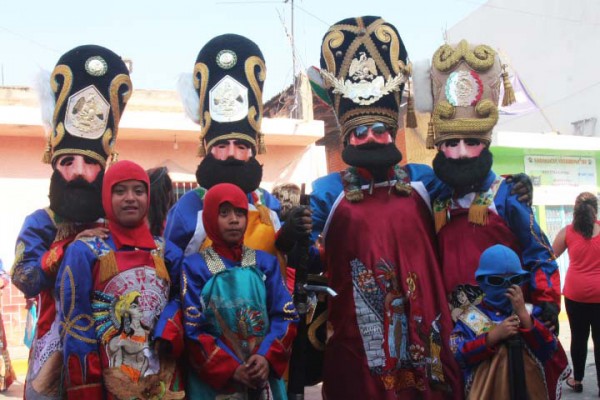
left=55, top=160, right=185, bottom=400
left=181, top=183, right=298, bottom=399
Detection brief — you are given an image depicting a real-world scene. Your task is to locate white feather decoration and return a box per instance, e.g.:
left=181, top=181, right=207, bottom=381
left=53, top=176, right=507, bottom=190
left=177, top=72, right=200, bottom=124
left=412, top=58, right=434, bottom=113
left=33, top=69, right=55, bottom=133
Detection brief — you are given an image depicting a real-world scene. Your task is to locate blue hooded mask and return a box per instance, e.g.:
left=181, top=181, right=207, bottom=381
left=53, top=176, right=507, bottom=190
left=475, top=245, right=529, bottom=314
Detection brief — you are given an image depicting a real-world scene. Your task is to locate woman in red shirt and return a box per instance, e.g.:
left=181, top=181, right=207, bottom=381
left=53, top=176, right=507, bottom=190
left=553, top=192, right=600, bottom=394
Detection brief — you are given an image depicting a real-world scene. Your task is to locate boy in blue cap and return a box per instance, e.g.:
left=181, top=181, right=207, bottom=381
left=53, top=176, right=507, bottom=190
left=450, top=244, right=568, bottom=399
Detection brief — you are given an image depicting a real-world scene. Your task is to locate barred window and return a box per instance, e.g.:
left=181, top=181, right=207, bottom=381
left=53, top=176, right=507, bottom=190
left=172, top=181, right=199, bottom=201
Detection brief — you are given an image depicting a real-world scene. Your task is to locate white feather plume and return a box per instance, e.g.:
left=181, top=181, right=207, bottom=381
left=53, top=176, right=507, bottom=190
left=412, top=58, right=434, bottom=113
left=177, top=72, right=200, bottom=124
left=33, top=69, right=55, bottom=133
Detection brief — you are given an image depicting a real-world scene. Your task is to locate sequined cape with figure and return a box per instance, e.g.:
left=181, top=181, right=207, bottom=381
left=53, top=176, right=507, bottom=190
left=12, top=208, right=102, bottom=399
left=310, top=163, right=461, bottom=399
left=56, top=235, right=185, bottom=400
left=450, top=302, right=568, bottom=400
left=182, top=246, right=298, bottom=399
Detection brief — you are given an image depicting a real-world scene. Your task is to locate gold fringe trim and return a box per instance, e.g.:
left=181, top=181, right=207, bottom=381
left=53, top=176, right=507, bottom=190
left=405, top=81, right=417, bottom=129
left=257, top=132, right=267, bottom=154
left=345, top=189, right=364, bottom=203
left=42, top=136, right=52, bottom=164
left=197, top=141, right=206, bottom=157
left=426, top=120, right=436, bottom=149
left=501, top=64, right=516, bottom=107
left=434, top=209, right=448, bottom=233
left=256, top=204, right=272, bottom=226
left=468, top=203, right=489, bottom=227
left=152, top=252, right=171, bottom=283
left=110, top=151, right=119, bottom=164
left=394, top=181, right=412, bottom=197
left=99, top=251, right=119, bottom=283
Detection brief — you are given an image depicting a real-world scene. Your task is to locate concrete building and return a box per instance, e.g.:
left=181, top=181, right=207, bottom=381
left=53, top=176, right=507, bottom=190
left=0, top=83, right=325, bottom=354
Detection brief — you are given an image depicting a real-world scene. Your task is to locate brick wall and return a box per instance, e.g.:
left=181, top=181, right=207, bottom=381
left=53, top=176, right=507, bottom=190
left=1, top=282, right=28, bottom=356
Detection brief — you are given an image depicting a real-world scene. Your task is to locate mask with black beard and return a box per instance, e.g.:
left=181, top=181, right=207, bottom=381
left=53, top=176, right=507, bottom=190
left=49, top=168, right=105, bottom=223
left=196, top=154, right=263, bottom=193
left=432, top=147, right=494, bottom=194
left=342, top=142, right=403, bottom=181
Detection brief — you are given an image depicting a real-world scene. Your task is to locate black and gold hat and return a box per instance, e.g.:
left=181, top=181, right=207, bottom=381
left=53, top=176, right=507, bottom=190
left=320, top=16, right=410, bottom=142
left=42, top=45, right=132, bottom=167
left=192, top=34, right=266, bottom=156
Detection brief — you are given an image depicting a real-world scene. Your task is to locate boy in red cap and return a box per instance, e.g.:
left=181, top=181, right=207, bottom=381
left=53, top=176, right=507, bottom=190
left=55, top=160, right=184, bottom=399
left=181, top=183, right=298, bottom=399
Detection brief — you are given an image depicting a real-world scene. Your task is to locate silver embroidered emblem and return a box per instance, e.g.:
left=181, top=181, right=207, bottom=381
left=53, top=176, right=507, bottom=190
left=209, top=76, right=248, bottom=122
left=445, top=70, right=483, bottom=107
left=65, top=85, right=110, bottom=139
left=216, top=50, right=237, bottom=69
left=321, top=52, right=407, bottom=106
left=85, top=56, right=108, bottom=77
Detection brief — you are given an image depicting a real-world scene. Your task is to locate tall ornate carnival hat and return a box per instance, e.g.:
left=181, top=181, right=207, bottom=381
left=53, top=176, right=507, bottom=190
left=39, top=45, right=132, bottom=167
left=413, top=40, right=515, bottom=149
left=319, top=16, right=412, bottom=143
left=179, top=34, right=267, bottom=157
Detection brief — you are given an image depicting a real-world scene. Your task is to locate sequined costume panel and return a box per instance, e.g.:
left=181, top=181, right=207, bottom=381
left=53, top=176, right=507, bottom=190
left=182, top=248, right=297, bottom=399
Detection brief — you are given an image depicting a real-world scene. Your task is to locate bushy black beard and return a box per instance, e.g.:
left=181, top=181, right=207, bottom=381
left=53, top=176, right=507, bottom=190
left=48, top=169, right=105, bottom=223
left=342, top=143, right=403, bottom=180
left=432, top=148, right=494, bottom=194
left=196, top=154, right=263, bottom=193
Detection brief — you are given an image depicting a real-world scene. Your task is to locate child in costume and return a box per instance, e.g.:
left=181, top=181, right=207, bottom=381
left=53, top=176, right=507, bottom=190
left=450, top=244, right=568, bottom=399
left=56, top=160, right=184, bottom=399
left=181, top=183, right=298, bottom=399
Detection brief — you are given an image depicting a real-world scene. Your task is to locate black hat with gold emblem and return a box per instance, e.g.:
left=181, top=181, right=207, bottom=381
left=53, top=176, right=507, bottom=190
left=320, top=16, right=411, bottom=142
left=41, top=45, right=132, bottom=167
left=187, top=34, right=266, bottom=156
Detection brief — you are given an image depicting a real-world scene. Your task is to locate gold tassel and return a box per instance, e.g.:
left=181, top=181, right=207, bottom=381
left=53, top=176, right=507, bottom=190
left=197, top=142, right=206, bottom=157
left=405, top=81, right=417, bottom=129
left=426, top=121, right=436, bottom=149
left=256, top=204, right=273, bottom=226
left=501, top=64, right=516, bottom=107
left=42, top=136, right=52, bottom=164
left=434, top=209, right=448, bottom=233
left=99, top=251, right=119, bottom=283
left=257, top=132, right=267, bottom=154
left=152, top=252, right=171, bottom=283
left=468, top=204, right=489, bottom=227
left=110, top=151, right=119, bottom=164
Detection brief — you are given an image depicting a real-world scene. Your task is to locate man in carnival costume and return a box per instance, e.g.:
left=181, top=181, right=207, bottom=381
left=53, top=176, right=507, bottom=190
left=310, top=16, right=461, bottom=399
left=413, top=40, right=570, bottom=398
left=414, top=40, right=562, bottom=331
left=165, top=34, right=310, bottom=264
left=11, top=45, right=132, bottom=400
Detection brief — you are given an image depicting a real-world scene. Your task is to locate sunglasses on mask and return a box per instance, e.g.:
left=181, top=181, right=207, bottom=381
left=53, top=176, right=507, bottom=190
left=353, top=122, right=391, bottom=138
left=480, top=274, right=528, bottom=287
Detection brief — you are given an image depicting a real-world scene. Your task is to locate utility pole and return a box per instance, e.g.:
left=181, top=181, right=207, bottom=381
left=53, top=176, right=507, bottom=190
left=290, top=0, right=299, bottom=119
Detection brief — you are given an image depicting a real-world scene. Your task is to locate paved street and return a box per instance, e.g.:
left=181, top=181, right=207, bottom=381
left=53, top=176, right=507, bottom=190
left=2, top=314, right=597, bottom=399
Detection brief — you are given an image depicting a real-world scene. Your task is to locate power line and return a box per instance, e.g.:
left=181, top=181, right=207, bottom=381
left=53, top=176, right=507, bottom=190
left=295, top=4, right=330, bottom=27
left=0, top=26, right=60, bottom=54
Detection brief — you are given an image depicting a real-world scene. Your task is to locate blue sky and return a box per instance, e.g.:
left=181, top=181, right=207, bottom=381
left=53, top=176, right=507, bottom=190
left=0, top=0, right=481, bottom=100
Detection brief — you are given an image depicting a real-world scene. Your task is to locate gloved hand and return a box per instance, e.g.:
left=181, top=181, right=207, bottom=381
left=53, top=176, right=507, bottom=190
left=506, top=173, right=533, bottom=206
left=275, top=206, right=312, bottom=252
left=538, top=301, right=560, bottom=334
